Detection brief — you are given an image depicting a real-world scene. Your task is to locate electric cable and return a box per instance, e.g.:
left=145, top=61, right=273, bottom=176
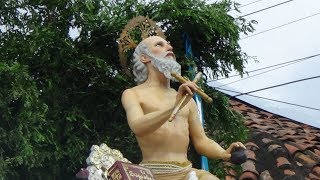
left=216, top=53, right=320, bottom=87
left=217, top=61, right=302, bottom=88
left=238, top=0, right=265, bottom=8
left=207, top=53, right=320, bottom=82
left=239, top=0, right=294, bottom=18
left=230, top=0, right=265, bottom=11
left=232, top=75, right=320, bottom=97
left=215, top=87, right=320, bottom=111
left=241, top=12, right=320, bottom=40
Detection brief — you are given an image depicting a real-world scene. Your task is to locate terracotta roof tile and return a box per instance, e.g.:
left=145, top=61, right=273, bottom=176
left=296, top=161, right=303, bottom=167
left=259, top=170, right=273, bottom=180
left=241, top=160, right=259, bottom=175
left=305, top=150, right=320, bottom=162
left=262, top=138, right=273, bottom=144
left=268, top=144, right=282, bottom=153
left=283, top=169, right=295, bottom=176
left=308, top=173, right=320, bottom=179
left=314, top=149, right=320, bottom=156
left=239, top=171, right=258, bottom=180
left=284, top=143, right=301, bottom=156
left=225, top=97, right=320, bottom=179
left=312, top=165, right=320, bottom=176
left=245, top=142, right=260, bottom=151
left=276, top=157, right=291, bottom=168
left=295, top=152, right=316, bottom=164
left=245, top=150, right=256, bottom=161
left=278, top=135, right=296, bottom=142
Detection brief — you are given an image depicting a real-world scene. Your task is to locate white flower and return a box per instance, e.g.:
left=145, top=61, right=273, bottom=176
left=91, top=169, right=104, bottom=180
left=86, top=157, right=91, bottom=165
left=87, top=155, right=99, bottom=165
left=85, top=143, right=131, bottom=180
left=87, top=151, right=103, bottom=165
left=86, top=165, right=98, bottom=174
left=100, top=156, right=115, bottom=169
left=102, top=170, right=109, bottom=179
left=90, top=145, right=100, bottom=152
left=124, top=158, right=130, bottom=163
left=99, top=143, right=109, bottom=151
left=111, top=149, right=121, bottom=157
left=87, top=165, right=105, bottom=180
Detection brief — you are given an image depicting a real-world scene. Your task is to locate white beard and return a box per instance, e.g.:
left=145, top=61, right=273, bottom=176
left=145, top=51, right=181, bottom=82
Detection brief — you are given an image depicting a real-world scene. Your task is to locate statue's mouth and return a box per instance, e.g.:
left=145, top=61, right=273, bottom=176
left=165, top=52, right=176, bottom=59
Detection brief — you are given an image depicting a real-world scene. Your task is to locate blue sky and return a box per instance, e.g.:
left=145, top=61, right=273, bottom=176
left=208, top=0, right=320, bottom=128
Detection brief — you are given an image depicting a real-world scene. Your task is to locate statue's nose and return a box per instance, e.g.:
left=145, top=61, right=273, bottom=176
left=166, top=44, right=173, bottom=51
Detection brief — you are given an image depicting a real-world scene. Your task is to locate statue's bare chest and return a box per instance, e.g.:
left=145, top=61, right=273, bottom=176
left=134, top=88, right=189, bottom=118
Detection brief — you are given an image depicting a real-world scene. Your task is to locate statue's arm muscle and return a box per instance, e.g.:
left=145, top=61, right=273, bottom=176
left=188, top=100, right=231, bottom=160
left=121, top=89, right=174, bottom=137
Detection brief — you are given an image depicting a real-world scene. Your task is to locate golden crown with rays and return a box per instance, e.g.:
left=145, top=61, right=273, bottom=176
left=117, top=16, right=166, bottom=75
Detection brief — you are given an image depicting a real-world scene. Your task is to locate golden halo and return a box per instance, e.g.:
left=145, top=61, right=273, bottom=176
left=117, top=16, right=166, bottom=75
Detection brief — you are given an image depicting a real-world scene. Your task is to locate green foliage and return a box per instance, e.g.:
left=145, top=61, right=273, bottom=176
left=0, top=0, right=254, bottom=178
left=203, top=88, right=248, bottom=178
left=0, top=62, right=48, bottom=178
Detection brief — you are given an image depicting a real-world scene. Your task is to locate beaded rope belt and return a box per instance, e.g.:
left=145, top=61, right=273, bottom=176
left=139, top=161, right=192, bottom=174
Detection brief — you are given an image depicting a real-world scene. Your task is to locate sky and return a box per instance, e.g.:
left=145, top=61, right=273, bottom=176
left=208, top=0, right=320, bottom=128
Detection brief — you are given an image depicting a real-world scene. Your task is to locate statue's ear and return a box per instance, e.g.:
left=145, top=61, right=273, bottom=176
left=140, top=54, right=151, bottom=64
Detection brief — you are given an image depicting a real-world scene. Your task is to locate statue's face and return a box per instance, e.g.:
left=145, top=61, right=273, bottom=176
left=142, top=36, right=176, bottom=60
left=139, top=36, right=181, bottom=81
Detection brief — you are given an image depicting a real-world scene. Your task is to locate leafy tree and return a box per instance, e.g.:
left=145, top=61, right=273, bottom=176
left=0, top=0, right=255, bottom=178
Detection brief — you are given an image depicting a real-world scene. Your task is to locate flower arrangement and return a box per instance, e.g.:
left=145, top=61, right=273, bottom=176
left=83, top=143, right=131, bottom=180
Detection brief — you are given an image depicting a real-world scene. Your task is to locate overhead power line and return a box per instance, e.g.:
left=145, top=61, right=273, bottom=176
left=238, top=0, right=265, bottom=9
left=215, top=53, right=320, bottom=87
left=230, top=0, right=265, bottom=11
left=217, top=61, right=303, bottom=88
left=240, top=0, right=294, bottom=18
left=216, top=87, right=320, bottom=111
left=241, top=12, right=320, bottom=40
left=207, top=53, right=320, bottom=82
left=232, top=75, right=320, bottom=97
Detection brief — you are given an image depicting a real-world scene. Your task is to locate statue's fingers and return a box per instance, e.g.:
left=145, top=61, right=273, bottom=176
left=238, top=142, right=246, bottom=149
left=183, top=85, right=193, bottom=95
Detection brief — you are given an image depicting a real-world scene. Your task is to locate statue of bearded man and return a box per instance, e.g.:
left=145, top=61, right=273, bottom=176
left=121, top=36, right=245, bottom=180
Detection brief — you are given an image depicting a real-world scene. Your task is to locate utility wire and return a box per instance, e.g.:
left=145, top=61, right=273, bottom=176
left=208, top=53, right=320, bottom=82
left=232, top=75, right=320, bottom=97
left=241, top=12, right=320, bottom=40
left=216, top=87, right=320, bottom=111
left=238, top=0, right=265, bottom=8
left=216, top=53, right=320, bottom=87
left=239, top=0, right=294, bottom=18
left=217, top=61, right=303, bottom=88
left=240, top=0, right=293, bottom=18
left=230, top=0, right=265, bottom=11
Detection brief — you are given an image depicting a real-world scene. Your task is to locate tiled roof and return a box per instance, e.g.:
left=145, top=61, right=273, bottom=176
left=226, top=97, right=320, bottom=180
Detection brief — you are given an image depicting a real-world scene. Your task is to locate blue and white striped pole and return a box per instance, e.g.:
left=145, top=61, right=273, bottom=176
left=183, top=33, right=209, bottom=171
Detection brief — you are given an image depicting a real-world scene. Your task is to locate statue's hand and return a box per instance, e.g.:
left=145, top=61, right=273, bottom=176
left=175, top=81, right=198, bottom=110
left=225, top=142, right=247, bottom=164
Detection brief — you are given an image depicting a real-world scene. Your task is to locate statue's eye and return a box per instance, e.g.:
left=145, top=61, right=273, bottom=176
left=155, top=42, right=164, bottom=47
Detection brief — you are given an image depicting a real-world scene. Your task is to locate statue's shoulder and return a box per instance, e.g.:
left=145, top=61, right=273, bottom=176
left=122, top=87, right=135, bottom=97
left=126, top=84, right=149, bottom=93
left=121, top=86, right=143, bottom=100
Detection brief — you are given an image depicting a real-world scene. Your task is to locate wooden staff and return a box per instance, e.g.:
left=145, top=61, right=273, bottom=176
left=168, top=72, right=213, bottom=122
left=171, top=72, right=213, bottom=103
